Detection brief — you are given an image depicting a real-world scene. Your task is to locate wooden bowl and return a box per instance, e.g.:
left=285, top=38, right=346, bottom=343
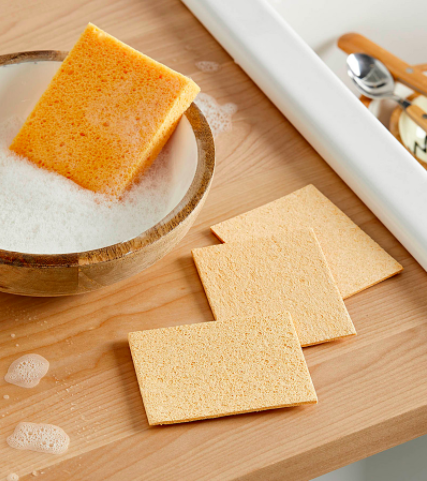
left=360, top=63, right=427, bottom=169
left=389, top=92, right=427, bottom=168
left=0, top=51, right=215, bottom=297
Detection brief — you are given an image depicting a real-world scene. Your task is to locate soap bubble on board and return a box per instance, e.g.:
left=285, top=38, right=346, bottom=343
left=195, top=92, right=237, bottom=138
left=195, top=61, right=220, bottom=73
left=5, top=354, right=49, bottom=388
left=7, top=422, right=70, bottom=455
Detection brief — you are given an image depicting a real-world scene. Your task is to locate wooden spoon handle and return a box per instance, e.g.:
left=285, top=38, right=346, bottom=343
left=338, top=33, right=427, bottom=97
left=403, top=104, right=427, bottom=132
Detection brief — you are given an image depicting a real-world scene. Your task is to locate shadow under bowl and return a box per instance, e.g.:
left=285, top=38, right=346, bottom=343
left=0, top=51, right=215, bottom=297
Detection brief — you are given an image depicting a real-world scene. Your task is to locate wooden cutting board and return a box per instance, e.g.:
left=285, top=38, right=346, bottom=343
left=1, top=1, right=427, bottom=480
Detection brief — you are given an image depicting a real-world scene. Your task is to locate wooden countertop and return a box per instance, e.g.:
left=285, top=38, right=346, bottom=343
left=1, top=1, right=427, bottom=479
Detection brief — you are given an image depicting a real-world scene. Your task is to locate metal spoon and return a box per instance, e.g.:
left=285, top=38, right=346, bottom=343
left=347, top=53, right=427, bottom=133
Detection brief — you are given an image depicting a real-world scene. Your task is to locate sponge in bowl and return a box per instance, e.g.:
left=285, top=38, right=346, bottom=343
left=10, top=23, right=200, bottom=197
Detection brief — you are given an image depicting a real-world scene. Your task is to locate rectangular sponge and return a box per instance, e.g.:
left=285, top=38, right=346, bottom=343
left=192, top=229, right=356, bottom=347
left=9, top=23, right=200, bottom=196
left=211, top=185, right=403, bottom=299
left=128, top=313, right=317, bottom=425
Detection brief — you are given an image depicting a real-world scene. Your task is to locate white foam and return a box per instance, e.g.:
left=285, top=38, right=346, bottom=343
left=196, top=93, right=237, bottom=138
left=5, top=354, right=49, bottom=388
left=7, top=474, right=19, bottom=481
left=7, top=422, right=70, bottom=455
left=195, top=61, right=220, bottom=72
left=0, top=117, right=186, bottom=254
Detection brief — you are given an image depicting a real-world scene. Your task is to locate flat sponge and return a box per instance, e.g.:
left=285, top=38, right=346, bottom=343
left=128, top=313, right=317, bottom=425
left=192, top=229, right=356, bottom=347
left=211, top=185, right=403, bottom=299
left=9, top=23, right=200, bottom=196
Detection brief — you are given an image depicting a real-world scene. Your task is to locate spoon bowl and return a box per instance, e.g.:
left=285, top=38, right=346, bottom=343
left=347, top=53, right=397, bottom=99
left=348, top=53, right=427, bottom=147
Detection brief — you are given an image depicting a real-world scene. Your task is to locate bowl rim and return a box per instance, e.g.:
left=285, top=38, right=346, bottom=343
left=0, top=50, right=215, bottom=268
left=362, top=62, right=427, bottom=168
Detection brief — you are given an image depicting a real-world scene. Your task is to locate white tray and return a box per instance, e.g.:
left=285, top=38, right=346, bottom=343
left=182, top=0, right=427, bottom=272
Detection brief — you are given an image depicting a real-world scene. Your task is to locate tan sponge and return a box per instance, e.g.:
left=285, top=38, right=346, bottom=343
left=10, top=23, right=200, bottom=196
left=211, top=184, right=402, bottom=299
left=128, top=313, right=317, bottom=425
left=192, top=229, right=356, bottom=347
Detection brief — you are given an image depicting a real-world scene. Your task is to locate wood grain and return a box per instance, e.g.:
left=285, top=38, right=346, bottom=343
left=0, top=1, right=426, bottom=480
left=403, top=103, right=427, bottom=133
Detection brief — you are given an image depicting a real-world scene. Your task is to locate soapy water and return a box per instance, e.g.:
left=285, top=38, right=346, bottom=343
left=0, top=118, right=179, bottom=254
left=5, top=354, right=49, bottom=388
left=196, top=93, right=237, bottom=138
left=0, top=99, right=231, bottom=254
left=7, top=422, right=70, bottom=455
left=195, top=61, right=220, bottom=72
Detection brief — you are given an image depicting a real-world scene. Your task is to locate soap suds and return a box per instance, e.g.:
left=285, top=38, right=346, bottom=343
left=4, top=394, right=10, bottom=399
left=196, top=93, right=237, bottom=138
left=5, top=354, right=49, bottom=388
left=0, top=118, right=182, bottom=254
left=195, top=61, right=220, bottom=72
left=7, top=422, right=69, bottom=455
left=7, top=474, right=19, bottom=481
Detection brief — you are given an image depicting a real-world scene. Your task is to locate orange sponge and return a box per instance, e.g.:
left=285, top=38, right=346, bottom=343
left=10, top=23, right=200, bottom=196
